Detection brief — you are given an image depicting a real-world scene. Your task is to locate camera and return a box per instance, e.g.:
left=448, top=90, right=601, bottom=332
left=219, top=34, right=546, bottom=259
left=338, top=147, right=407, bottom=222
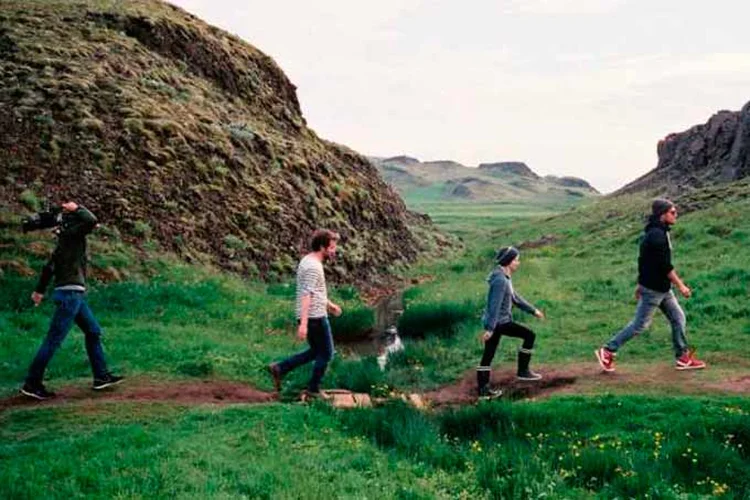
left=22, top=205, right=62, bottom=233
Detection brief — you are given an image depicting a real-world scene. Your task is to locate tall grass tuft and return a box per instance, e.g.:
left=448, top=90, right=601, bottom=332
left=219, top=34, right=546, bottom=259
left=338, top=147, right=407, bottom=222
left=330, top=306, right=375, bottom=341
left=397, top=300, right=478, bottom=338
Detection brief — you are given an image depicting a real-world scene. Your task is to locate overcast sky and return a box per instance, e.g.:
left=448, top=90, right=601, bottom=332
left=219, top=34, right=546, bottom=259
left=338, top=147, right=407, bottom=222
left=170, top=0, right=750, bottom=193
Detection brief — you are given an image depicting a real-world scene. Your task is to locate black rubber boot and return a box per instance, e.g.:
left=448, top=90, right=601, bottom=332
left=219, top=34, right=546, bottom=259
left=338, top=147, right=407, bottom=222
left=517, top=350, right=542, bottom=381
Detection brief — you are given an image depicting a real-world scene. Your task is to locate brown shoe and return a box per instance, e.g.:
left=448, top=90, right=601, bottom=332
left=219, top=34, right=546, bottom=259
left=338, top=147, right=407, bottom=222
left=267, top=363, right=283, bottom=392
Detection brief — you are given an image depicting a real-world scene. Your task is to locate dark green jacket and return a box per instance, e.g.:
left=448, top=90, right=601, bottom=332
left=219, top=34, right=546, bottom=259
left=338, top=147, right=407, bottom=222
left=35, top=207, right=98, bottom=293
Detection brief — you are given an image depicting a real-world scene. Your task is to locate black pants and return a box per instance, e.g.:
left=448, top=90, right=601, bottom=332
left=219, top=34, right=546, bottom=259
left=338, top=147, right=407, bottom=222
left=480, top=321, right=536, bottom=368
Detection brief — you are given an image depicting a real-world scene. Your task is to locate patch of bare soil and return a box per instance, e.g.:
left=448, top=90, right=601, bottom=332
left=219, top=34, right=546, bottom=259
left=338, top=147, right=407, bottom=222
left=1, top=378, right=276, bottom=412
left=423, top=360, right=750, bottom=407
left=517, top=234, right=560, bottom=250
left=423, top=369, right=578, bottom=407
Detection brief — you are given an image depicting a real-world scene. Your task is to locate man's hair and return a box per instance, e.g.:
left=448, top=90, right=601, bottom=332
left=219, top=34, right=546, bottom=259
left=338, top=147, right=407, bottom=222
left=310, top=229, right=339, bottom=251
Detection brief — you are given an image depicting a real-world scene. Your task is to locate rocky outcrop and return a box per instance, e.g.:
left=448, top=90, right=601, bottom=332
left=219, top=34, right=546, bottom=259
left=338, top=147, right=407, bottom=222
left=478, top=162, right=540, bottom=179
left=380, top=155, right=421, bottom=166
left=423, top=160, right=468, bottom=169
left=617, top=103, right=750, bottom=195
left=545, top=175, right=597, bottom=191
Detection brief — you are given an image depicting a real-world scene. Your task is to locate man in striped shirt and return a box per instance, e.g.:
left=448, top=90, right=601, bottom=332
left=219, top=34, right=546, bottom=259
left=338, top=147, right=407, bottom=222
left=268, top=229, right=342, bottom=399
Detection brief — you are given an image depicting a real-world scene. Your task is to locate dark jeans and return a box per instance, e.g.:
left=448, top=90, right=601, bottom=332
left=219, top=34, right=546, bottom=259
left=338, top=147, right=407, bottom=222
left=26, top=289, right=109, bottom=386
left=277, top=317, right=334, bottom=393
left=480, top=321, right=536, bottom=368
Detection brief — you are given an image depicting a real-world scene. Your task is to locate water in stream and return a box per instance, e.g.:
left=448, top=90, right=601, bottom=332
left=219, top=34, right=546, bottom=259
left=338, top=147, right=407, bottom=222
left=336, top=290, right=405, bottom=369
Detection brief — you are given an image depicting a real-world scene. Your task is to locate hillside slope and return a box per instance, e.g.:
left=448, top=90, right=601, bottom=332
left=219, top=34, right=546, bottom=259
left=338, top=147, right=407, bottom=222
left=0, top=0, right=447, bottom=282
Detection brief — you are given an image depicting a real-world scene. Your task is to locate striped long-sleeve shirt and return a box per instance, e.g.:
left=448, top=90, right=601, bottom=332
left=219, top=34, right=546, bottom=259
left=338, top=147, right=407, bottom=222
left=295, top=254, right=328, bottom=319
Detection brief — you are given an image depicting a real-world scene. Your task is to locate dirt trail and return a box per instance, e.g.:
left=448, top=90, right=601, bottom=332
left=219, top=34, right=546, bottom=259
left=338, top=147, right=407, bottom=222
left=1, top=378, right=276, bottom=412
left=424, top=360, right=750, bottom=407
left=2, top=361, right=747, bottom=412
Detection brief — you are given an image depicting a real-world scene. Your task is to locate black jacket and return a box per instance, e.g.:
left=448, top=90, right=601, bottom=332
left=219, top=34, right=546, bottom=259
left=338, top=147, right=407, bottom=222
left=35, top=207, right=98, bottom=293
left=637, top=218, right=674, bottom=293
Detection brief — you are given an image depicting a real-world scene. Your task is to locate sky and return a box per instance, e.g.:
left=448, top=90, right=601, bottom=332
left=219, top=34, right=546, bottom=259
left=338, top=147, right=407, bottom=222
left=169, top=0, right=750, bottom=193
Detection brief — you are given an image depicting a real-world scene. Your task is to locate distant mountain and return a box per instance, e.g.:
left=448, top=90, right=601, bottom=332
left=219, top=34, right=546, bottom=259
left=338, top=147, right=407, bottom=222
left=617, top=101, right=750, bottom=195
left=370, top=156, right=599, bottom=203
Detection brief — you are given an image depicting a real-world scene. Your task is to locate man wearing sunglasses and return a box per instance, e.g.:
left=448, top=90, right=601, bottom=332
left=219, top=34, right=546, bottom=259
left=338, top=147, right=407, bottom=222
left=596, top=199, right=706, bottom=372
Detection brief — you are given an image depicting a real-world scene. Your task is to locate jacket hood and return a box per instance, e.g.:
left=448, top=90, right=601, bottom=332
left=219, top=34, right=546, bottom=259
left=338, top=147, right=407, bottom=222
left=487, top=266, right=510, bottom=283
left=645, top=215, right=671, bottom=232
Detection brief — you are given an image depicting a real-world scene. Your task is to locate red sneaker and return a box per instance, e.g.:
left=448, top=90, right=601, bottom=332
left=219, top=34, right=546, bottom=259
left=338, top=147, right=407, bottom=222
left=595, top=347, right=616, bottom=372
left=676, top=352, right=706, bottom=370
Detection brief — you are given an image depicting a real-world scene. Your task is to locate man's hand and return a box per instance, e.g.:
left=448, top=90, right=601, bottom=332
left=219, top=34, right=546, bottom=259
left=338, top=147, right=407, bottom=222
left=328, top=303, right=342, bottom=317
left=297, top=322, right=308, bottom=341
left=678, top=284, right=692, bottom=299
left=480, top=330, right=492, bottom=343
left=61, top=202, right=78, bottom=212
left=31, top=292, right=44, bottom=307
left=634, top=285, right=642, bottom=301
left=534, top=309, right=545, bottom=320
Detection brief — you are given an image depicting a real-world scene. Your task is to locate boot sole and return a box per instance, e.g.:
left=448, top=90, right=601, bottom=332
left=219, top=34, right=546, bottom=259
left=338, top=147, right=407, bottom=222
left=517, top=376, right=543, bottom=381
left=478, top=393, right=503, bottom=400
left=20, top=388, right=53, bottom=400
left=93, top=378, right=124, bottom=390
left=675, top=364, right=706, bottom=371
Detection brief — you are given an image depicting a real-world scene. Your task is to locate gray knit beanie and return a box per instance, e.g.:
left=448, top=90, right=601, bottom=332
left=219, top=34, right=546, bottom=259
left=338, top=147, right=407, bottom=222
left=495, top=246, right=520, bottom=266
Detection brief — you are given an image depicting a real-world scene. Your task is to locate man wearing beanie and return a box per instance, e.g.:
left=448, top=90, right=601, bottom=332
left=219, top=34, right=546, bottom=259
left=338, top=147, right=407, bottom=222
left=596, top=199, right=706, bottom=372
left=477, top=246, right=546, bottom=399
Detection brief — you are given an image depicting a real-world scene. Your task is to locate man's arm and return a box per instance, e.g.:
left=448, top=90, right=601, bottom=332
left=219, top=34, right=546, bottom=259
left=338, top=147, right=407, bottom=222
left=31, top=246, right=58, bottom=305
left=668, top=270, right=691, bottom=298
left=60, top=204, right=98, bottom=238
left=327, top=300, right=342, bottom=317
left=297, top=294, right=312, bottom=340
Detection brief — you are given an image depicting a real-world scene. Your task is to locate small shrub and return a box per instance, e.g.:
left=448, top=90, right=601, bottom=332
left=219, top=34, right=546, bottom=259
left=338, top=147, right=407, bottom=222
left=132, top=220, right=152, bottom=238
left=223, top=234, right=248, bottom=251
left=19, top=189, right=40, bottom=212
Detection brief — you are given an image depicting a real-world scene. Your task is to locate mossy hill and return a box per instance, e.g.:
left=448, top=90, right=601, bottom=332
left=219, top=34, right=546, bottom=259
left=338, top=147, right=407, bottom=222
left=0, top=0, right=448, bottom=283
left=370, top=155, right=599, bottom=205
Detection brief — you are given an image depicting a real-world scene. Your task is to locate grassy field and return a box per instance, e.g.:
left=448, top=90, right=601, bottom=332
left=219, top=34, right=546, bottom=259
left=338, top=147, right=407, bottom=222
left=2, top=183, right=750, bottom=498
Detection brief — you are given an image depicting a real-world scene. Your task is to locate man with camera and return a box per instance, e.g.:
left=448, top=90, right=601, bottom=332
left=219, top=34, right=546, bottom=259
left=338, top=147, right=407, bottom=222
left=20, top=201, right=123, bottom=400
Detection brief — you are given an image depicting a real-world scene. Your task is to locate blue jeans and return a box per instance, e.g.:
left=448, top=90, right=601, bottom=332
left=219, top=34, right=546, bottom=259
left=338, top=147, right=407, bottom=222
left=26, top=289, right=109, bottom=385
left=277, top=317, right=334, bottom=393
left=606, top=287, right=688, bottom=358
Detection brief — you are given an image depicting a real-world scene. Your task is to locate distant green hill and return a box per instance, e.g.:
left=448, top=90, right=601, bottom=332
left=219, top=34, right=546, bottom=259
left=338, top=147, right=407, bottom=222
left=370, top=155, right=599, bottom=205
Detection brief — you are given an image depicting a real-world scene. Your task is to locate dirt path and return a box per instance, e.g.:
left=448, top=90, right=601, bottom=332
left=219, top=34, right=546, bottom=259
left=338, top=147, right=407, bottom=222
left=2, top=359, right=747, bottom=412
left=423, top=360, right=750, bottom=407
left=1, top=378, right=276, bottom=412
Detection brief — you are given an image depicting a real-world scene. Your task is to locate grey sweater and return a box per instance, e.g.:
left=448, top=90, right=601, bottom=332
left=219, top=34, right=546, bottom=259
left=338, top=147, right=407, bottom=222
left=482, top=267, right=537, bottom=331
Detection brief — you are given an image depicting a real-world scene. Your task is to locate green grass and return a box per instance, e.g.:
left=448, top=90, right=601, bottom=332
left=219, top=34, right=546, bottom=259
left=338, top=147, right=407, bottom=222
left=2, top=183, right=750, bottom=497
left=1, top=396, right=747, bottom=498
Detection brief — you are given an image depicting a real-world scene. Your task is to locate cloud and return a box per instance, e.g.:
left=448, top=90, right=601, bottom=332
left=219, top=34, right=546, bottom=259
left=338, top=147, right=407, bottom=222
left=506, top=0, right=626, bottom=15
